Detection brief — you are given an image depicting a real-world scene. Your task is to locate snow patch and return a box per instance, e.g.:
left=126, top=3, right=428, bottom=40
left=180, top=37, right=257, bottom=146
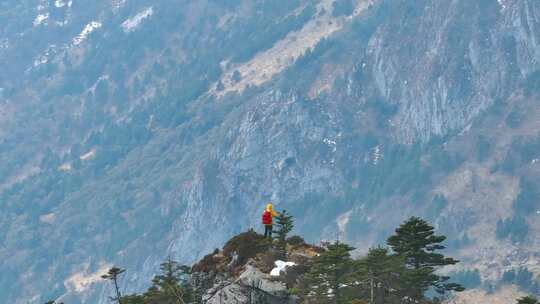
left=34, top=55, right=48, bottom=66
left=37, top=0, right=48, bottom=11
left=56, top=19, right=70, bottom=26
left=0, top=39, right=8, bottom=50
left=323, top=138, right=337, bottom=146
left=497, top=0, right=508, bottom=10
left=323, top=138, right=337, bottom=152
left=39, top=213, right=56, bottom=224
left=55, top=0, right=67, bottom=8
left=33, top=13, right=49, bottom=26
left=58, top=163, right=72, bottom=172
left=270, top=260, right=296, bottom=276
left=372, top=145, right=382, bottom=165
left=33, top=45, right=58, bottom=67
left=112, top=0, right=127, bottom=13
left=89, top=75, right=109, bottom=93
left=80, top=149, right=96, bottom=161
left=121, top=7, right=153, bottom=33
left=73, top=22, right=102, bottom=46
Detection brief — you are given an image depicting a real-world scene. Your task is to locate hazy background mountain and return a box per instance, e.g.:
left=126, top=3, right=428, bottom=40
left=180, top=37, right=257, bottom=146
left=0, top=0, right=539, bottom=303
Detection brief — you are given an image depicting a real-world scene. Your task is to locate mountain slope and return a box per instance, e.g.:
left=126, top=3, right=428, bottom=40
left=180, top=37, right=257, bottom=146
left=0, top=0, right=539, bottom=303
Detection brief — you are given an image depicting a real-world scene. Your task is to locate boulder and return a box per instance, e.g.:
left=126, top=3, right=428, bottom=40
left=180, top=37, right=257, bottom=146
left=204, top=264, right=290, bottom=304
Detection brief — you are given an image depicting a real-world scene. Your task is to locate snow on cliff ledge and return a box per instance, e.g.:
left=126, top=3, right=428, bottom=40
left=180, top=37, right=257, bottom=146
left=33, top=13, right=49, bottom=26
left=270, top=260, right=296, bottom=276
left=122, top=7, right=153, bottom=33
left=73, top=22, right=102, bottom=46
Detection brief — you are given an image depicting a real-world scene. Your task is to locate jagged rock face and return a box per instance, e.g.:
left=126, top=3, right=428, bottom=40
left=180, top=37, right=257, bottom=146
left=0, top=0, right=539, bottom=303
left=203, top=265, right=289, bottom=304
left=364, top=0, right=540, bottom=143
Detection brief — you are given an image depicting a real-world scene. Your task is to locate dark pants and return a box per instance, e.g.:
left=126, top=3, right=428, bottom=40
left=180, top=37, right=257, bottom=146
left=264, top=225, right=273, bottom=238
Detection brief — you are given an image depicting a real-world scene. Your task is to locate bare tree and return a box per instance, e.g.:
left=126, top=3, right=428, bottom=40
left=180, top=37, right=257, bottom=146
left=101, top=266, right=126, bottom=304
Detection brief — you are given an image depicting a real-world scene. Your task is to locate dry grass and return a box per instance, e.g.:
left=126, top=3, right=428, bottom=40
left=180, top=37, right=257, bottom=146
left=210, top=0, right=375, bottom=97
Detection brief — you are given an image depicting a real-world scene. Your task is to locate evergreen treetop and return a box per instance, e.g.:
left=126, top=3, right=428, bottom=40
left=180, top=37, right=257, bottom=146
left=387, top=216, right=464, bottom=299
left=353, top=247, right=407, bottom=304
left=143, top=257, right=193, bottom=304
left=305, top=241, right=355, bottom=304
left=274, top=209, right=295, bottom=259
left=387, top=216, right=455, bottom=268
left=274, top=210, right=294, bottom=242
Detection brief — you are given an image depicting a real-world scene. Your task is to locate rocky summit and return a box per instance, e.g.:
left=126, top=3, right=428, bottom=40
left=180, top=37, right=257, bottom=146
left=0, top=0, right=539, bottom=303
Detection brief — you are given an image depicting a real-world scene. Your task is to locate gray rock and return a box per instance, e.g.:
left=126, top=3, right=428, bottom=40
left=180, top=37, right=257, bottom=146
left=204, top=265, right=289, bottom=304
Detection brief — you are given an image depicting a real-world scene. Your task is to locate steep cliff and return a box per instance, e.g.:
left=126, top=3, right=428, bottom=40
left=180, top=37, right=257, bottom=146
left=0, top=0, right=539, bottom=303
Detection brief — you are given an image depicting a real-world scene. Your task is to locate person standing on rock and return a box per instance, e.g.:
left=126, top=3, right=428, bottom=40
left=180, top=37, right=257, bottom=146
left=262, top=202, right=278, bottom=238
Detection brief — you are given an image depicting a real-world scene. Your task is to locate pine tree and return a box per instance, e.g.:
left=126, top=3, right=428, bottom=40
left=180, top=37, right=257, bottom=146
left=305, top=241, right=355, bottom=304
left=101, top=266, right=126, bottom=304
left=354, top=247, right=407, bottom=304
left=387, top=217, right=464, bottom=301
left=274, top=210, right=294, bottom=260
left=143, top=257, right=193, bottom=304
left=517, top=296, right=540, bottom=304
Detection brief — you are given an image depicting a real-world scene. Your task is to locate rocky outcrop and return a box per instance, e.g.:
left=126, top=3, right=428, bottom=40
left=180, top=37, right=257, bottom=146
left=188, top=232, right=317, bottom=304
left=203, top=264, right=290, bottom=304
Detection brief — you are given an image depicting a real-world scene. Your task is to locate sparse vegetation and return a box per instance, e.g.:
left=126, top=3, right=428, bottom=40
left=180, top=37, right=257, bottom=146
left=496, top=216, right=529, bottom=243
left=286, top=235, right=306, bottom=246
left=502, top=268, right=540, bottom=294
left=506, top=108, right=524, bottom=129
left=222, top=229, right=272, bottom=267
left=523, top=71, right=540, bottom=97
left=450, top=269, right=482, bottom=289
